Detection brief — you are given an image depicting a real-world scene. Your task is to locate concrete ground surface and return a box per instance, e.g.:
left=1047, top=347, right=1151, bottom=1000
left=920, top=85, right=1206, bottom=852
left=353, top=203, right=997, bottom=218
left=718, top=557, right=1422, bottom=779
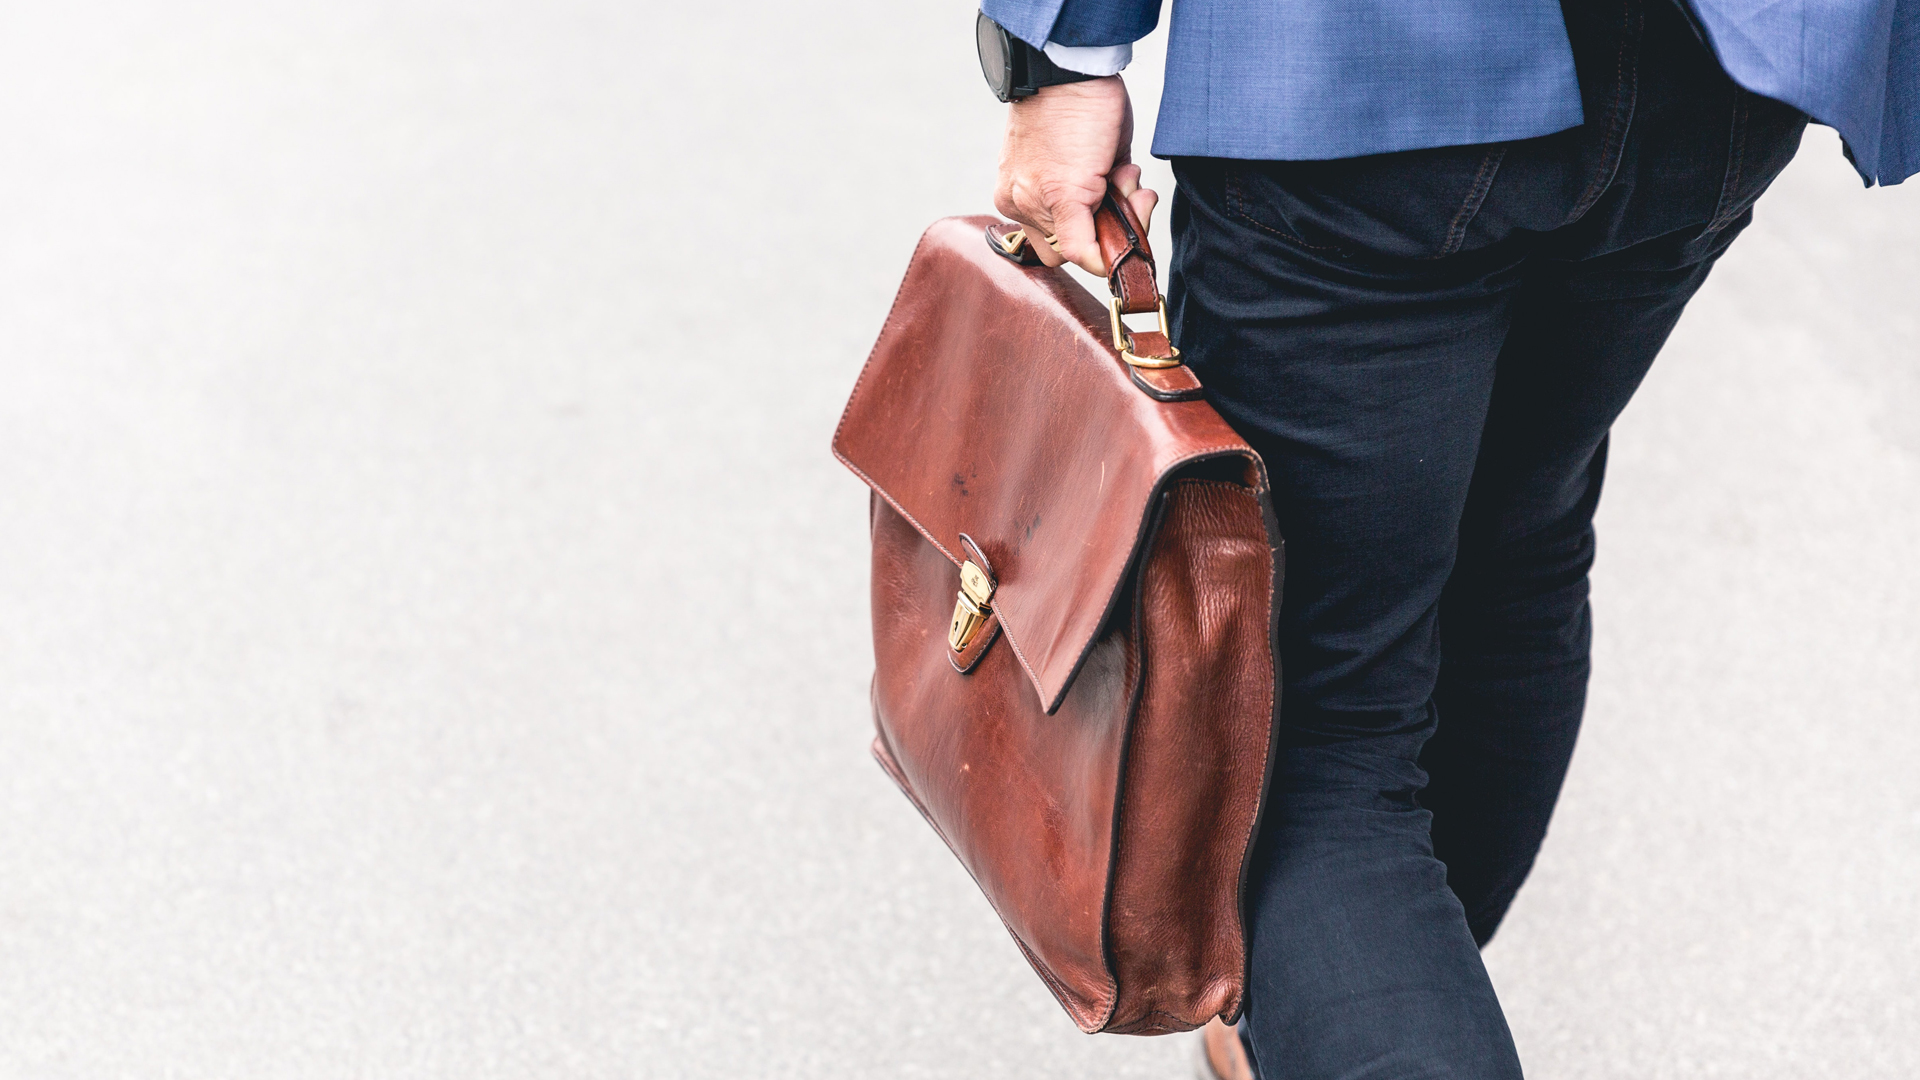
left=0, top=2, right=1914, bottom=1077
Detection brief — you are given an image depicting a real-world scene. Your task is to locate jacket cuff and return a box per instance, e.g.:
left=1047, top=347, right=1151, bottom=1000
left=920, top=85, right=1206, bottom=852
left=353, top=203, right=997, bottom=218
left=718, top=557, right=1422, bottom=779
left=979, top=0, right=1064, bottom=53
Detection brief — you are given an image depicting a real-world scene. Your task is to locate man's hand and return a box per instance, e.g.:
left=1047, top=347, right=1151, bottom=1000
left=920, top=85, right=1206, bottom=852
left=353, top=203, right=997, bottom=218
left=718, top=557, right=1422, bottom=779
left=994, top=75, right=1157, bottom=276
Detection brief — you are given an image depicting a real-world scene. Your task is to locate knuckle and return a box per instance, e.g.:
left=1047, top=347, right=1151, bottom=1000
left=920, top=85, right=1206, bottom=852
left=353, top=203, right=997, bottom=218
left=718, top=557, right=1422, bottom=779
left=1036, top=178, right=1077, bottom=210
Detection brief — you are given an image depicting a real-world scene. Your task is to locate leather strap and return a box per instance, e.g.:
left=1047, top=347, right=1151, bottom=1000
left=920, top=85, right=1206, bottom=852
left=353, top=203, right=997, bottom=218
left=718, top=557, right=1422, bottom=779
left=1092, top=185, right=1159, bottom=314
left=984, top=182, right=1182, bottom=368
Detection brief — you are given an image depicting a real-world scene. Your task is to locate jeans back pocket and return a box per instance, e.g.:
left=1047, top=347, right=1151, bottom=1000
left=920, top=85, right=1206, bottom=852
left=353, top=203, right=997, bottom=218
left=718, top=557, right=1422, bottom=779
left=1222, top=143, right=1511, bottom=263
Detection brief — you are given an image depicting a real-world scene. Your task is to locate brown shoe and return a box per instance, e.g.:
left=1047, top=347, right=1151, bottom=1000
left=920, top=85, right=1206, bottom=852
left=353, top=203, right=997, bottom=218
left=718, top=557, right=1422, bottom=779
left=1194, top=1017, right=1255, bottom=1080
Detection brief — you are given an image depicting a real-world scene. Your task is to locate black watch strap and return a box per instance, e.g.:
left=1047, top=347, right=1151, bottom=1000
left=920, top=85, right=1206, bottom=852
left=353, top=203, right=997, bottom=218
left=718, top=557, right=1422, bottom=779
left=977, top=12, right=1101, bottom=102
left=1020, top=43, right=1100, bottom=95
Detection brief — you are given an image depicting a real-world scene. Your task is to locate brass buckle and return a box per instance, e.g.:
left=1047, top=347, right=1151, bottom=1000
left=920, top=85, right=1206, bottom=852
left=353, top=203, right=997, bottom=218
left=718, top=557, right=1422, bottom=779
left=1109, top=297, right=1183, bottom=369
left=994, top=228, right=1027, bottom=257
left=948, top=559, right=996, bottom=652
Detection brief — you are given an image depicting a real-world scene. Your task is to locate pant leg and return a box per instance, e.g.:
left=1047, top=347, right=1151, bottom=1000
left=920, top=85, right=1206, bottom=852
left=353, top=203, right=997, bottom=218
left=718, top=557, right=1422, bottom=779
left=1170, top=4, right=1808, bottom=1075
left=1422, top=254, right=1714, bottom=946
left=1169, top=149, right=1548, bottom=1080
left=1418, top=0, right=1811, bottom=945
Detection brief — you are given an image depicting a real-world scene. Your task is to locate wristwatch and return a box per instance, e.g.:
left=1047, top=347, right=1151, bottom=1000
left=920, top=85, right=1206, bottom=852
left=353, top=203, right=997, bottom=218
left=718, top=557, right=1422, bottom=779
left=976, top=12, right=1100, bottom=102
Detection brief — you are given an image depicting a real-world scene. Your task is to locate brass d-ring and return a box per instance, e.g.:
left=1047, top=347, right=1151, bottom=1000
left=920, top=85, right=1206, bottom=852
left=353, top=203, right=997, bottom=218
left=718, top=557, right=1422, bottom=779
left=1109, top=297, right=1184, bottom=369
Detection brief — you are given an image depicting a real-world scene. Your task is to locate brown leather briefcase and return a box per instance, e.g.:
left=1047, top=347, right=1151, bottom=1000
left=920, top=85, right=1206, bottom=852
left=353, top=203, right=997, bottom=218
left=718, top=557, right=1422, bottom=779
left=832, top=189, right=1282, bottom=1035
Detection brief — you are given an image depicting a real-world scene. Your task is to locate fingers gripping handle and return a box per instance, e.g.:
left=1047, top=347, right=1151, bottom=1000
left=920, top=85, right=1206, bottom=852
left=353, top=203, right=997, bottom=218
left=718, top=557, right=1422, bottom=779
left=983, top=183, right=1180, bottom=366
left=982, top=198, right=1200, bottom=400
left=984, top=184, right=1159, bottom=307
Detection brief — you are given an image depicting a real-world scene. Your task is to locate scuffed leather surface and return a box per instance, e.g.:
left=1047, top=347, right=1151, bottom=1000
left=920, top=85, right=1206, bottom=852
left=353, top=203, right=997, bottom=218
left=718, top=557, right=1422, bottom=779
left=869, top=497, right=1128, bottom=1029
left=834, top=216, right=1250, bottom=714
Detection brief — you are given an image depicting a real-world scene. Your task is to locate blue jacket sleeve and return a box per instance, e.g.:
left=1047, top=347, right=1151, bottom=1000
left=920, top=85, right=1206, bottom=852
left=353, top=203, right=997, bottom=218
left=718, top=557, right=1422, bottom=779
left=981, top=0, right=1163, bottom=49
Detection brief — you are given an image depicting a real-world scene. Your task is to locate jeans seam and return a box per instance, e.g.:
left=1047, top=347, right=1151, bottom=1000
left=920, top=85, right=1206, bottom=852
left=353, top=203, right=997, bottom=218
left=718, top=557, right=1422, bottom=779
left=1429, top=146, right=1509, bottom=259
left=1564, top=0, right=1642, bottom=225
left=1709, top=88, right=1752, bottom=230
left=1224, top=168, right=1348, bottom=254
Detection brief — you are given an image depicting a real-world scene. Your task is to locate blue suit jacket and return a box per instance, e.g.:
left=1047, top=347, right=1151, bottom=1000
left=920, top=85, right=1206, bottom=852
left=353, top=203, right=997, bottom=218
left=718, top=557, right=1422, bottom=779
left=980, top=0, right=1919, bottom=184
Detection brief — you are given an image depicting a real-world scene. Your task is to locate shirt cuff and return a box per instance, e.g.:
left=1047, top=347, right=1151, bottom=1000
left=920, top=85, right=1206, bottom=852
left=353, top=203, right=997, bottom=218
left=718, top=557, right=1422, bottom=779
left=1041, top=41, right=1132, bottom=76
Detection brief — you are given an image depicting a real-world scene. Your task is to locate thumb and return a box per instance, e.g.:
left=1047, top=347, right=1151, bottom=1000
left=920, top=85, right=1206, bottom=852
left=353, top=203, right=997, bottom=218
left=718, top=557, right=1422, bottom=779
left=1108, top=162, right=1159, bottom=239
left=1126, top=185, right=1158, bottom=239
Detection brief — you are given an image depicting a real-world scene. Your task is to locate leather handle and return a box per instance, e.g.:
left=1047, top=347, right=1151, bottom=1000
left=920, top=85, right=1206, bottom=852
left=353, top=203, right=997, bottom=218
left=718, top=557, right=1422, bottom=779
left=984, top=183, right=1160, bottom=313
left=1092, top=183, right=1160, bottom=315
left=1090, top=184, right=1179, bottom=369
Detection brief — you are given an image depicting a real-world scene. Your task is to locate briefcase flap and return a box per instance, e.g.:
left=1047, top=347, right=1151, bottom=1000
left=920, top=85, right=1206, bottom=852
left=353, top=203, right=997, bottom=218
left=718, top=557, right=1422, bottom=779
left=833, top=216, right=1263, bottom=713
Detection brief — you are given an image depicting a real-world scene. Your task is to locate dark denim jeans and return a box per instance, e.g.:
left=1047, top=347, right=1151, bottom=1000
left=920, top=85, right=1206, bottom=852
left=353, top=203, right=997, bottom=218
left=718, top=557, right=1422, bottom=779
left=1168, top=0, right=1808, bottom=1075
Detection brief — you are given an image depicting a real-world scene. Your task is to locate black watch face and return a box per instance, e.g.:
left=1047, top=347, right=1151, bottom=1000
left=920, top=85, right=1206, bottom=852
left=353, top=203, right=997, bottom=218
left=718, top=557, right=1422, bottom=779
left=977, top=12, right=1014, bottom=102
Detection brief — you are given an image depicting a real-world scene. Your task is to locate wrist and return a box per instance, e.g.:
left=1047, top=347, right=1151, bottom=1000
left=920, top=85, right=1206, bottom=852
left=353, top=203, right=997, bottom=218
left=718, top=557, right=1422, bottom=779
left=977, top=12, right=1104, bottom=102
left=1012, top=75, right=1126, bottom=109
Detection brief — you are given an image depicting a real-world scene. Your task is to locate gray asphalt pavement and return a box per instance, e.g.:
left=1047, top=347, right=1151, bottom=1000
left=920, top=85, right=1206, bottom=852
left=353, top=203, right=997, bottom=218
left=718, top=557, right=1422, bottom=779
left=1, top=3, right=1915, bottom=1077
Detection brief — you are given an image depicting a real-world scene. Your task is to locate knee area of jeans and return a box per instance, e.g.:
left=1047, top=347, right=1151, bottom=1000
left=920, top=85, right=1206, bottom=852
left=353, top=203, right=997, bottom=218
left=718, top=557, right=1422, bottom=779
left=1273, top=729, right=1434, bottom=785
left=1466, top=902, right=1518, bottom=949
left=1250, top=810, right=1449, bottom=896
left=1422, top=700, right=1587, bottom=757
left=1448, top=540, right=1598, bottom=618
left=1251, top=842, right=1443, bottom=911
left=1265, top=784, right=1435, bottom=826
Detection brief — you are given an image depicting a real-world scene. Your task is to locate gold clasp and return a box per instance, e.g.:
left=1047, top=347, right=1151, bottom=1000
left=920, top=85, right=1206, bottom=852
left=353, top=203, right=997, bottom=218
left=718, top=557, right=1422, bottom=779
left=1109, top=297, right=1183, bottom=369
left=994, top=228, right=1028, bottom=256
left=948, top=559, right=996, bottom=652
